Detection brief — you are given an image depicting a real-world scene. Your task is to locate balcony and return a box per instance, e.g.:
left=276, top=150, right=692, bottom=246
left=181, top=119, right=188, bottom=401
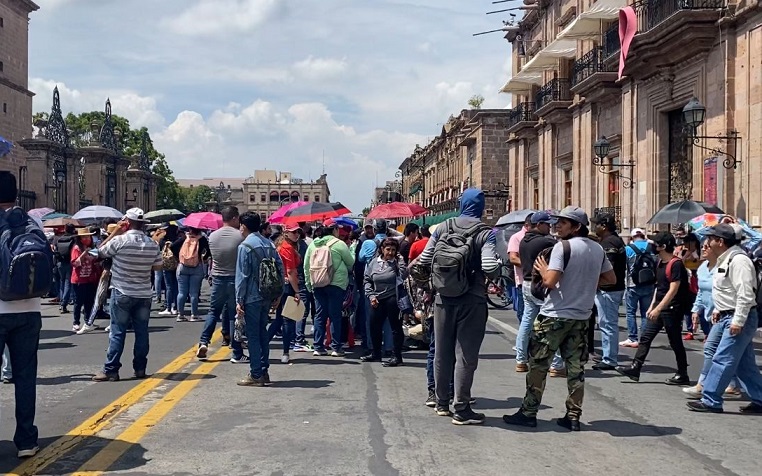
left=507, top=102, right=538, bottom=137
left=534, top=78, right=572, bottom=123
left=570, top=47, right=619, bottom=101
left=602, top=21, right=620, bottom=60
left=624, top=0, right=725, bottom=79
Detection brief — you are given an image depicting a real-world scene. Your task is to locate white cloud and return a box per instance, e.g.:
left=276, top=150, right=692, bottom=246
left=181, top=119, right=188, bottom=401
left=164, top=0, right=288, bottom=36
left=292, top=56, right=349, bottom=81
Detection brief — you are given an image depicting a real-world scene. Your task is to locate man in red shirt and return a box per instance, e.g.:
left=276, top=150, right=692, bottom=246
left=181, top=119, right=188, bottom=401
left=267, top=224, right=301, bottom=363
left=408, top=224, right=430, bottom=261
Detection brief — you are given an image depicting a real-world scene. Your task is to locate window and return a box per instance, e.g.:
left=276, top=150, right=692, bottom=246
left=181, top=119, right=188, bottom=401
left=304, top=195, right=310, bottom=201
left=0, top=61, right=4, bottom=72
left=0, top=17, right=4, bottom=28
left=249, top=194, right=256, bottom=202
left=563, top=169, right=572, bottom=207
left=2, top=103, right=6, bottom=114
left=608, top=158, right=620, bottom=207
left=314, top=195, right=320, bottom=202
left=532, top=178, right=539, bottom=210
left=260, top=213, right=266, bottom=221
left=260, top=194, right=266, bottom=202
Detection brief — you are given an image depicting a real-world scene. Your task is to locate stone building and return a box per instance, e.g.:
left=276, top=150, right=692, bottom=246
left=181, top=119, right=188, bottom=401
left=501, top=0, right=761, bottom=230
left=397, top=109, right=512, bottom=225
left=372, top=180, right=403, bottom=206
left=0, top=0, right=37, bottom=185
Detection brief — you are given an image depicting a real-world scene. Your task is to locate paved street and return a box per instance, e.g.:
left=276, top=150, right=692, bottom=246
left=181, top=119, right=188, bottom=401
left=2, top=293, right=762, bottom=476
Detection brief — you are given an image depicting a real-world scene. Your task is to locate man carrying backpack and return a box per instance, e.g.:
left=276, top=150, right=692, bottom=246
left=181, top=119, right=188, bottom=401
left=417, top=188, right=500, bottom=425
left=621, top=228, right=656, bottom=347
left=304, top=223, right=355, bottom=357
left=54, top=223, right=77, bottom=314
left=0, top=171, right=53, bottom=458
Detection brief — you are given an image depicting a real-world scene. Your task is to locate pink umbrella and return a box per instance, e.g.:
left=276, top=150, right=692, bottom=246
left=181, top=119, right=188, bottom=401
left=183, top=212, right=223, bottom=231
left=28, top=207, right=54, bottom=219
left=269, top=201, right=308, bottom=224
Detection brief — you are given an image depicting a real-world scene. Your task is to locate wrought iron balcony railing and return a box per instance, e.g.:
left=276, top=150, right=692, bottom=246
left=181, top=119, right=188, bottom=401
left=508, top=102, right=537, bottom=128
left=571, top=47, right=617, bottom=87
left=632, top=0, right=725, bottom=33
left=535, top=78, right=572, bottom=110
left=603, top=21, right=620, bottom=58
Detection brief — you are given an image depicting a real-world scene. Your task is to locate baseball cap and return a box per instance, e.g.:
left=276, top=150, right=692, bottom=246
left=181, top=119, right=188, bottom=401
left=703, top=223, right=736, bottom=242
left=553, top=206, right=589, bottom=226
left=372, top=219, right=388, bottom=233
left=285, top=224, right=300, bottom=232
left=630, top=227, right=646, bottom=238
left=530, top=211, right=557, bottom=225
left=592, top=212, right=615, bottom=226
left=123, top=207, right=148, bottom=222
left=650, top=231, right=676, bottom=248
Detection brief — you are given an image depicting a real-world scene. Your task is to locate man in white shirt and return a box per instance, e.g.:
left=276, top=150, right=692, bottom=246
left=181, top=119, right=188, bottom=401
left=687, top=224, right=762, bottom=414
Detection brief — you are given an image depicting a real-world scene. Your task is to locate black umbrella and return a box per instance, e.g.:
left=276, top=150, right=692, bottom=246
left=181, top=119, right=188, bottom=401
left=496, top=209, right=538, bottom=227
left=647, top=200, right=725, bottom=224
left=495, top=223, right=523, bottom=263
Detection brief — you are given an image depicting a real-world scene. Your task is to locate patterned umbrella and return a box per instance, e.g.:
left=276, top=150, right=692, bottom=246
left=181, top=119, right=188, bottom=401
left=280, top=202, right=351, bottom=225
left=689, top=214, right=762, bottom=251
left=183, top=212, right=223, bottom=231
left=27, top=208, right=54, bottom=219
left=366, top=202, right=428, bottom=219
left=268, top=201, right=308, bottom=224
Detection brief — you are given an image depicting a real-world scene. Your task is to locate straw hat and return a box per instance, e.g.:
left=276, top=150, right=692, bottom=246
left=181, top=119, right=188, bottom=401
left=76, top=228, right=96, bottom=237
left=106, top=223, right=121, bottom=235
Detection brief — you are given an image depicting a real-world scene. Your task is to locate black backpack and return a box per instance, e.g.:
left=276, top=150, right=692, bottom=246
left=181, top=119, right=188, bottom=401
left=530, top=240, right=571, bottom=300
left=0, top=207, right=55, bottom=301
left=56, top=235, right=74, bottom=261
left=629, top=243, right=657, bottom=286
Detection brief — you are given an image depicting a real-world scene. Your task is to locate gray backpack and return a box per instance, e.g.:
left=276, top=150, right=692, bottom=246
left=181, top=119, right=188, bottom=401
left=431, top=219, right=489, bottom=298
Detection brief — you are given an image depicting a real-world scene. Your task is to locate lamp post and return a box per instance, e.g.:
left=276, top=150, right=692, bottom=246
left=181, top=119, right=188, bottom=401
left=682, top=97, right=741, bottom=169
left=125, top=188, right=138, bottom=203
left=592, top=135, right=635, bottom=189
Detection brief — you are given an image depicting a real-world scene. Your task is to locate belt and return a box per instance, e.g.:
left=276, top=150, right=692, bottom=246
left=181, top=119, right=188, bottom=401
left=718, top=309, right=736, bottom=316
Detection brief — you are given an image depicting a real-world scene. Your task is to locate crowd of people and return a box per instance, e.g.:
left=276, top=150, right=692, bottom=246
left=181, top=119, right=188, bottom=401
left=2, top=166, right=762, bottom=459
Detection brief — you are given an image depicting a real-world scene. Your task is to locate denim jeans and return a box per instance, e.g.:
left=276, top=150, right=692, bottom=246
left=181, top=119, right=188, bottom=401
left=353, top=284, right=367, bottom=347
left=200, top=276, right=237, bottom=348
left=701, top=310, right=762, bottom=408
left=694, top=306, right=714, bottom=336
left=698, top=319, right=738, bottom=388
left=625, top=285, right=653, bottom=341
left=154, top=269, right=165, bottom=301
left=268, top=284, right=297, bottom=354
left=313, top=285, right=345, bottom=352
left=511, top=284, right=524, bottom=323
left=0, top=312, right=41, bottom=451
left=1, top=345, right=11, bottom=380
left=296, top=286, right=312, bottom=342
left=243, top=301, right=270, bottom=379
left=72, top=282, right=98, bottom=326
left=58, top=261, right=73, bottom=308
left=177, top=264, right=204, bottom=316
left=163, top=269, right=178, bottom=312
left=516, top=282, right=564, bottom=369
left=364, top=295, right=393, bottom=352
left=595, top=289, right=624, bottom=366
left=104, top=290, right=151, bottom=374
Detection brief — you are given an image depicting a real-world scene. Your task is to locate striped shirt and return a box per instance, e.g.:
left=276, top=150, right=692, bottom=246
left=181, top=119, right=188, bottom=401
left=99, top=230, right=162, bottom=298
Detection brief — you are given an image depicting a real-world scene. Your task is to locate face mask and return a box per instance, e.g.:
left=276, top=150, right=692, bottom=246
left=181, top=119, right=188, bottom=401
left=81, top=237, right=92, bottom=247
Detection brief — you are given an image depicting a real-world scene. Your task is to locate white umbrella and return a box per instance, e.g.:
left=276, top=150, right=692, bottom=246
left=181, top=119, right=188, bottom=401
left=73, top=205, right=123, bottom=223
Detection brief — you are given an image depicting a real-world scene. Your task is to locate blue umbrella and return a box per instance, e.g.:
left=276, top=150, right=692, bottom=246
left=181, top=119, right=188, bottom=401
left=326, top=217, right=359, bottom=230
left=0, top=135, right=13, bottom=157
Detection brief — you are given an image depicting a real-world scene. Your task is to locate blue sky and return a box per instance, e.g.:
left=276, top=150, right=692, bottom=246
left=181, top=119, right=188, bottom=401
left=29, top=0, right=512, bottom=213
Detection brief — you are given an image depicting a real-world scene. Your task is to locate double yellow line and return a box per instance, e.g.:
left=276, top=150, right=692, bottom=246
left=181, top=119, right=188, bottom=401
left=10, top=337, right=227, bottom=476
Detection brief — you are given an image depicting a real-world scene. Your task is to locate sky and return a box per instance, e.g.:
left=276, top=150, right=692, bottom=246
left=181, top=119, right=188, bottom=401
left=28, top=0, right=512, bottom=213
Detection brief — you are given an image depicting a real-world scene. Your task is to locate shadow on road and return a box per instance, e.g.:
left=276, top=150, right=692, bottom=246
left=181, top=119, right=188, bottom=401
left=585, top=419, right=683, bottom=437
left=271, top=379, right=334, bottom=388
left=39, top=329, right=72, bottom=340
left=37, top=373, right=95, bottom=385
left=39, top=342, right=76, bottom=351
left=150, top=372, right=217, bottom=382
left=476, top=397, right=551, bottom=411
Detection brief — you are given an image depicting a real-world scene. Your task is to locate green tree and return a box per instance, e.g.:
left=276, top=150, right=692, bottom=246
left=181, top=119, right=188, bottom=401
left=468, top=94, right=485, bottom=109
left=362, top=206, right=371, bottom=216
left=181, top=185, right=215, bottom=213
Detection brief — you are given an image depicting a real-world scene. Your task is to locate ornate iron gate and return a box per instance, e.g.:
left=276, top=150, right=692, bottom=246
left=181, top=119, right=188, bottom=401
left=668, top=109, right=693, bottom=202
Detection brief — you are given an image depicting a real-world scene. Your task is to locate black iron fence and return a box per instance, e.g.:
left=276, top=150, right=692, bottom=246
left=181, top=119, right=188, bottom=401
left=535, top=78, right=572, bottom=110
left=508, top=102, right=537, bottom=128
left=17, top=190, right=36, bottom=211
left=632, top=0, right=725, bottom=33
left=603, top=21, right=620, bottom=58
left=571, top=48, right=616, bottom=87
left=79, top=199, right=93, bottom=209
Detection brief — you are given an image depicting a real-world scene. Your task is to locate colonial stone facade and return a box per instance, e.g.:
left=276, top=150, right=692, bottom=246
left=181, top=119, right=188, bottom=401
left=398, top=109, right=512, bottom=225
left=502, top=0, right=762, bottom=230
left=0, top=0, right=37, bottom=177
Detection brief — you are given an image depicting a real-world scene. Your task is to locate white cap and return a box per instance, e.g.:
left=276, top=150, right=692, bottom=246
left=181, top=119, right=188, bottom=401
left=123, top=207, right=148, bottom=222
left=630, top=227, right=646, bottom=238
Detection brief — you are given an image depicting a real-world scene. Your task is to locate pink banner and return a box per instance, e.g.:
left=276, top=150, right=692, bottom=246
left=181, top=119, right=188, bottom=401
left=703, top=157, right=718, bottom=205
left=618, top=7, right=637, bottom=80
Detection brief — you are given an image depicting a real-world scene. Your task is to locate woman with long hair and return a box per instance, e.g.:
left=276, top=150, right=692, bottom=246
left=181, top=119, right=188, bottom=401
left=361, top=237, right=407, bottom=367
left=267, top=225, right=302, bottom=363
left=172, top=227, right=210, bottom=322
left=70, top=228, right=101, bottom=332
left=159, top=224, right=179, bottom=316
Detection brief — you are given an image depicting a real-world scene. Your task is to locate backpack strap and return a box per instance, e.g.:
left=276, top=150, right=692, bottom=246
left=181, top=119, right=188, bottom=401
left=629, top=243, right=643, bottom=256
left=561, top=239, right=571, bottom=271
left=665, top=257, right=680, bottom=281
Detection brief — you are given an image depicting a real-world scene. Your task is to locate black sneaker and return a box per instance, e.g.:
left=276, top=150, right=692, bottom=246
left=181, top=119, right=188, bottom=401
left=502, top=410, right=537, bottom=428
left=133, top=370, right=147, bottom=379
left=425, top=389, right=436, bottom=408
left=739, top=402, right=762, bottom=414
left=616, top=365, right=641, bottom=382
left=222, top=335, right=231, bottom=347
left=263, top=371, right=271, bottom=385
left=665, top=374, right=690, bottom=386
left=452, top=406, right=485, bottom=426
left=435, top=405, right=452, bottom=417
left=591, top=362, right=617, bottom=371
left=686, top=401, right=723, bottom=413
left=556, top=416, right=581, bottom=431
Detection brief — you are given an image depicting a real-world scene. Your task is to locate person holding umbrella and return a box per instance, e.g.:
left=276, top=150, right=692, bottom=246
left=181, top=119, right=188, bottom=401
left=69, top=228, right=101, bottom=332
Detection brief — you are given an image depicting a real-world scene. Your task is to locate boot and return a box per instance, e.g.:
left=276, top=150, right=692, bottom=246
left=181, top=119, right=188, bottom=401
left=616, top=361, right=641, bottom=382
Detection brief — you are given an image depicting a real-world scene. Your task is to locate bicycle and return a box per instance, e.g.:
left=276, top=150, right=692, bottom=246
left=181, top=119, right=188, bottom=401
left=486, top=263, right=514, bottom=310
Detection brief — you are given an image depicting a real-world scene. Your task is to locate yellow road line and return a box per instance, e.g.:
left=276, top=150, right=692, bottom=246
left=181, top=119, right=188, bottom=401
left=9, top=335, right=221, bottom=476
left=70, top=344, right=231, bottom=475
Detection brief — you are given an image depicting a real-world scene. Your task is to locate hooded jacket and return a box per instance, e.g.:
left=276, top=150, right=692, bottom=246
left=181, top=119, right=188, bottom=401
left=304, top=234, right=355, bottom=292
left=519, top=230, right=557, bottom=282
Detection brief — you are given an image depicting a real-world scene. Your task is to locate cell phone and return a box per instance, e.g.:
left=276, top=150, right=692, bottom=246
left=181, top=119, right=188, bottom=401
left=88, top=249, right=99, bottom=258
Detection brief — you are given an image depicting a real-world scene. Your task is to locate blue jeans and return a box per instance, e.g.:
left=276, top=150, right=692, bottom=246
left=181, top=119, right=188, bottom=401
left=313, top=285, right=345, bottom=352
left=268, top=284, right=297, bottom=354
left=511, top=284, right=524, bottom=323
left=200, top=276, right=236, bottom=347
left=243, top=301, right=270, bottom=379
left=154, top=270, right=165, bottom=301
left=595, top=289, right=624, bottom=366
left=163, top=269, right=178, bottom=312
left=296, top=286, right=312, bottom=342
left=104, top=290, right=151, bottom=374
left=0, top=312, right=41, bottom=451
left=516, top=282, right=564, bottom=368
left=698, top=319, right=738, bottom=388
left=701, top=310, right=762, bottom=408
left=58, top=261, right=73, bottom=308
left=354, top=284, right=367, bottom=347
left=177, top=264, right=204, bottom=316
left=625, top=285, right=653, bottom=341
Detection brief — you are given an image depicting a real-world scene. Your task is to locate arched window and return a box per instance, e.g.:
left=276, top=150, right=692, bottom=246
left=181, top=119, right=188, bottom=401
left=270, top=190, right=279, bottom=202
left=280, top=190, right=289, bottom=202
left=290, top=191, right=300, bottom=202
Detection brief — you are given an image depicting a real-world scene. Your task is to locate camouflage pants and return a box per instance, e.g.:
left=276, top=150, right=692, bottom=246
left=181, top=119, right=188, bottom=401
left=521, top=315, right=589, bottom=419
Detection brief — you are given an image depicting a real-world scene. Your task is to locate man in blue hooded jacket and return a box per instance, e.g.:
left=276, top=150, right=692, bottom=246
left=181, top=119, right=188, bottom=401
left=417, top=188, right=500, bottom=425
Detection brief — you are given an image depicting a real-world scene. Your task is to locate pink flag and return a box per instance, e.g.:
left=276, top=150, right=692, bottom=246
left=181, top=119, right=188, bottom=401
left=618, top=6, right=637, bottom=80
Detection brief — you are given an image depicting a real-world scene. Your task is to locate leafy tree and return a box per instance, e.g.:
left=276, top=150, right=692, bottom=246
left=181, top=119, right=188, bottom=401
left=362, top=207, right=371, bottom=216
left=468, top=94, right=485, bottom=109
left=181, top=185, right=215, bottom=213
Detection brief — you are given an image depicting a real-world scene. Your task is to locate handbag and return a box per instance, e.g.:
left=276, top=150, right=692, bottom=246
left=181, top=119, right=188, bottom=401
left=393, top=260, right=414, bottom=315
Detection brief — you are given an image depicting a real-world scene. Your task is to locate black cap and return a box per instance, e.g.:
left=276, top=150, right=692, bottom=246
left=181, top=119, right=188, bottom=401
left=592, top=213, right=615, bottom=225
left=650, top=231, right=676, bottom=248
left=703, top=223, right=736, bottom=242
left=0, top=171, right=18, bottom=203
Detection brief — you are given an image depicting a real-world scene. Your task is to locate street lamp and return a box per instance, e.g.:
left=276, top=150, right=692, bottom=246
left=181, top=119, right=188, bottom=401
left=592, top=135, right=635, bottom=189
left=125, top=187, right=138, bottom=203
left=682, top=97, right=741, bottom=169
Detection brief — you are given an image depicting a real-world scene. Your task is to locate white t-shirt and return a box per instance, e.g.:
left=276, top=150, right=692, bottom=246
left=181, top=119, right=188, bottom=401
left=0, top=207, right=42, bottom=315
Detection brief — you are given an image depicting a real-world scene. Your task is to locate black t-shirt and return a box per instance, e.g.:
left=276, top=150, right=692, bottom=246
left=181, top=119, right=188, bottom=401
left=400, top=239, right=412, bottom=264
left=519, top=231, right=557, bottom=282
left=654, top=257, right=690, bottom=312
left=599, top=234, right=627, bottom=292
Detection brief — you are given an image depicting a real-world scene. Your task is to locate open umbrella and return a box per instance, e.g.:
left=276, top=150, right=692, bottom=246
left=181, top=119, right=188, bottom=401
left=323, top=217, right=359, bottom=230
left=73, top=205, right=123, bottom=223
left=280, top=202, right=351, bottom=225
left=496, top=209, right=538, bottom=227
left=43, top=217, right=83, bottom=228
left=269, top=201, right=308, bottom=224
left=184, top=212, right=223, bottom=231
left=366, top=202, right=428, bottom=219
left=144, top=209, right=185, bottom=223
left=647, top=200, right=725, bottom=225
left=27, top=208, right=54, bottom=220
left=41, top=212, right=71, bottom=221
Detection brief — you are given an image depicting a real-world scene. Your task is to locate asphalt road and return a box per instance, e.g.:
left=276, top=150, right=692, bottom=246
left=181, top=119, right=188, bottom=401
left=1, top=292, right=762, bottom=476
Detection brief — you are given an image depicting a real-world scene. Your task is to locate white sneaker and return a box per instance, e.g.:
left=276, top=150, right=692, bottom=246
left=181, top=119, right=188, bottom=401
left=189, top=315, right=203, bottom=322
left=158, top=310, right=172, bottom=316
left=76, top=323, right=97, bottom=335
left=171, top=309, right=178, bottom=315
left=17, top=446, right=39, bottom=458
left=176, top=315, right=188, bottom=322
left=230, top=355, right=250, bottom=364
left=281, top=354, right=290, bottom=364
left=105, top=325, right=111, bottom=333
left=72, top=324, right=80, bottom=332
left=619, top=339, right=639, bottom=348
left=683, top=385, right=702, bottom=399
